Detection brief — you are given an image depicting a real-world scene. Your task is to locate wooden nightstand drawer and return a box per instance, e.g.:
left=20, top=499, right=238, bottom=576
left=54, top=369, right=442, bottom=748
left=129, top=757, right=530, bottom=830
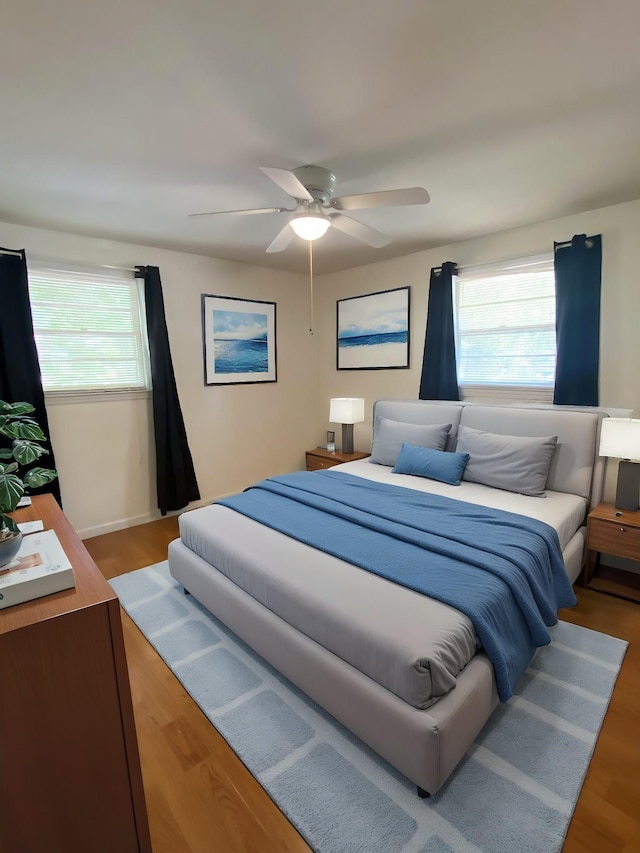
left=588, top=517, right=640, bottom=561
left=305, top=449, right=370, bottom=471
left=306, top=455, right=335, bottom=471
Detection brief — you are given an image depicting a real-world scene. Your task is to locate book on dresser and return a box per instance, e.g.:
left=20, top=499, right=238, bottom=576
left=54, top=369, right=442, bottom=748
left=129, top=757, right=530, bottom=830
left=0, top=528, right=75, bottom=609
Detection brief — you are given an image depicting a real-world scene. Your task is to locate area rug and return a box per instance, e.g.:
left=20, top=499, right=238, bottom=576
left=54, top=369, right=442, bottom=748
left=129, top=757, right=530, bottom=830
left=111, top=562, right=627, bottom=853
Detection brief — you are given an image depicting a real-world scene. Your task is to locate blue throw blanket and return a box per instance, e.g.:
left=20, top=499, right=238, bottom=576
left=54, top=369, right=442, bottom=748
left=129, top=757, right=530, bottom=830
left=218, top=470, right=577, bottom=701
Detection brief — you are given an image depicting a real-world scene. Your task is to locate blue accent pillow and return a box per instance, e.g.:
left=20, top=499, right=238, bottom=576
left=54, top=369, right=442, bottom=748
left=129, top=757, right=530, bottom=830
left=392, top=443, right=470, bottom=485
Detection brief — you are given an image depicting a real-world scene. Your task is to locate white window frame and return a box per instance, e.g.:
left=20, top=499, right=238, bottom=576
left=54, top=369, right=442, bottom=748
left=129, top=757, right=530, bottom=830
left=27, top=259, right=151, bottom=401
left=453, top=254, right=556, bottom=403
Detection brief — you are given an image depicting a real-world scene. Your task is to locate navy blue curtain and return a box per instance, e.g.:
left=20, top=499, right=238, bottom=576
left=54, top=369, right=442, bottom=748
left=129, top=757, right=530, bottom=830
left=0, top=248, right=61, bottom=504
left=419, top=262, right=460, bottom=400
left=553, top=234, right=602, bottom=406
left=137, top=266, right=200, bottom=514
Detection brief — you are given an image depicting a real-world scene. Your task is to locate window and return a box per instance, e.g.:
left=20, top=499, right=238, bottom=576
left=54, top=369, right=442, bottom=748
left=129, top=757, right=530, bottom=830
left=454, top=254, right=556, bottom=396
left=27, top=261, right=150, bottom=395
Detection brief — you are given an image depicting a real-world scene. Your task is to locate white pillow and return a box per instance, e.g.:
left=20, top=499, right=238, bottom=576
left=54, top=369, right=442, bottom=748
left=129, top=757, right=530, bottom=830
left=371, top=417, right=452, bottom=467
left=456, top=425, right=558, bottom=497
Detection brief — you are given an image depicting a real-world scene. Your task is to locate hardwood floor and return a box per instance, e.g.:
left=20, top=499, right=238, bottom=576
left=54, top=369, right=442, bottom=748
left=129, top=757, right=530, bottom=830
left=84, top=518, right=640, bottom=853
left=86, top=517, right=311, bottom=853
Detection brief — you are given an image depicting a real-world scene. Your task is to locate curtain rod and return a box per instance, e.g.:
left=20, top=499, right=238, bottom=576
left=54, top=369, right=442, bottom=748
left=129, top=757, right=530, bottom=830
left=30, top=254, right=139, bottom=273
left=555, top=237, right=596, bottom=250
left=431, top=261, right=458, bottom=275
left=99, top=263, right=140, bottom=273
left=442, top=251, right=553, bottom=275
left=453, top=251, right=552, bottom=274
left=1, top=248, right=139, bottom=272
left=433, top=252, right=552, bottom=276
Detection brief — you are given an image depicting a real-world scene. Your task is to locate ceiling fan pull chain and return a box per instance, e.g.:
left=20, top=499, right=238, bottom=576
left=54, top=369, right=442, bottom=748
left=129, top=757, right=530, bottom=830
left=309, top=240, right=314, bottom=335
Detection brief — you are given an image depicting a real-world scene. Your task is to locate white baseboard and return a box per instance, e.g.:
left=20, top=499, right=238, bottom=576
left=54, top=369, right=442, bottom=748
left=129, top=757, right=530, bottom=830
left=77, top=492, right=235, bottom=540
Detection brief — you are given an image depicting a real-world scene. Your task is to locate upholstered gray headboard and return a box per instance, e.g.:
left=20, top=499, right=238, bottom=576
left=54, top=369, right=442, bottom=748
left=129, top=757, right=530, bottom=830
left=372, top=400, right=607, bottom=507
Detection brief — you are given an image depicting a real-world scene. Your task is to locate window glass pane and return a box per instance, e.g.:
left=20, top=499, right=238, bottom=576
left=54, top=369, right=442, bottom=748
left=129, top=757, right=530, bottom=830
left=458, top=296, right=555, bottom=332
left=455, top=256, right=555, bottom=387
left=27, top=262, right=150, bottom=394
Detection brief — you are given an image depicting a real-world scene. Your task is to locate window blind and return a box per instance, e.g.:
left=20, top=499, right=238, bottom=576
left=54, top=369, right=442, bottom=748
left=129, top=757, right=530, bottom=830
left=27, top=261, right=150, bottom=394
left=454, top=254, right=556, bottom=387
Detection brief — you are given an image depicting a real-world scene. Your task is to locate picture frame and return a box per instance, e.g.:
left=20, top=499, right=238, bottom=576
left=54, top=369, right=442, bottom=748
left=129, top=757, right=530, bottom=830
left=336, top=286, right=410, bottom=370
left=201, top=294, right=277, bottom=385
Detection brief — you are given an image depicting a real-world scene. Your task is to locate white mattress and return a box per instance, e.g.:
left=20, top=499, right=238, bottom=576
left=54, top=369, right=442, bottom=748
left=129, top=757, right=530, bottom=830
left=338, top=459, right=587, bottom=552
left=177, top=465, right=585, bottom=711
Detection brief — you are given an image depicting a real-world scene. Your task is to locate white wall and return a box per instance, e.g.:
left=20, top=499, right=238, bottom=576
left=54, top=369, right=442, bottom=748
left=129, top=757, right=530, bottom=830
left=315, top=198, right=640, bottom=478
left=0, top=221, right=319, bottom=537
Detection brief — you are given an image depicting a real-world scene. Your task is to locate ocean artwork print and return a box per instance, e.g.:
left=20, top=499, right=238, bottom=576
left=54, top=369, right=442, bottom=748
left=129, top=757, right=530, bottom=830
left=202, top=294, right=277, bottom=385
left=213, top=310, right=268, bottom=374
left=337, top=286, right=410, bottom=369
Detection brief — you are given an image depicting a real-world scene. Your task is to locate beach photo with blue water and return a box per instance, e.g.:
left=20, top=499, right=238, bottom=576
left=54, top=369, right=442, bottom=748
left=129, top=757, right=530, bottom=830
left=213, top=309, right=268, bottom=373
left=202, top=294, right=276, bottom=385
left=337, top=287, right=409, bottom=368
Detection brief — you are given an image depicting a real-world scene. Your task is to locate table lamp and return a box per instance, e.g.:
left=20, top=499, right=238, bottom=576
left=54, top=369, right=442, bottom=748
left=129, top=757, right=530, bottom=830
left=599, top=417, right=640, bottom=512
left=329, top=398, right=365, bottom=455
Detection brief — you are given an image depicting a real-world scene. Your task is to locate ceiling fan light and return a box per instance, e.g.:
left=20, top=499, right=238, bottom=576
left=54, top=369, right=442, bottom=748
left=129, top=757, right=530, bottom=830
left=289, top=214, right=330, bottom=241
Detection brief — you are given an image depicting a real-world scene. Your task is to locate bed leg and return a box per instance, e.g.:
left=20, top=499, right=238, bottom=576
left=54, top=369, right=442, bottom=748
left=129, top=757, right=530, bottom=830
left=183, top=587, right=191, bottom=596
left=417, top=786, right=430, bottom=799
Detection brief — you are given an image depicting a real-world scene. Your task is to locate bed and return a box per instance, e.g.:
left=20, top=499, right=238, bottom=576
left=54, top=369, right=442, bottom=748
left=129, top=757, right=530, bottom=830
left=168, top=401, right=606, bottom=795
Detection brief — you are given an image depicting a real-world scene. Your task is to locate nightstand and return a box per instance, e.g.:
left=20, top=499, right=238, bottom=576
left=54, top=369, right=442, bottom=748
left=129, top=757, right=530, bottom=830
left=306, top=448, right=370, bottom=471
left=585, top=502, right=640, bottom=603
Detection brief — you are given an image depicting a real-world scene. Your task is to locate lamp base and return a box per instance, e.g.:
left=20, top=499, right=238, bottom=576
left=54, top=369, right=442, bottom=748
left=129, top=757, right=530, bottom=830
left=615, top=460, right=640, bottom=512
left=341, top=424, right=354, bottom=455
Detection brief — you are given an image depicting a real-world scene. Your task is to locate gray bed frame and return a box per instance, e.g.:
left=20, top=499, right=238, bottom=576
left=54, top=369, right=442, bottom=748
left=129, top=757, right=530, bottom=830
left=168, top=401, right=606, bottom=795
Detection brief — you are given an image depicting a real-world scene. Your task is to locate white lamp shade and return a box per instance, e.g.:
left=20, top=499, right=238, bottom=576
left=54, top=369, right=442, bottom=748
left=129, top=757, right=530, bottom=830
left=599, top=418, right=640, bottom=461
left=289, top=214, right=330, bottom=241
left=329, top=397, right=365, bottom=424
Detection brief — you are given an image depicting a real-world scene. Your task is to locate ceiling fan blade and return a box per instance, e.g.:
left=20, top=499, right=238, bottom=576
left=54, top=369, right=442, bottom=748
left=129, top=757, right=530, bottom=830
left=260, top=166, right=314, bottom=202
left=329, top=213, right=391, bottom=248
left=330, top=187, right=430, bottom=211
left=188, top=206, right=287, bottom=217
left=266, top=220, right=294, bottom=253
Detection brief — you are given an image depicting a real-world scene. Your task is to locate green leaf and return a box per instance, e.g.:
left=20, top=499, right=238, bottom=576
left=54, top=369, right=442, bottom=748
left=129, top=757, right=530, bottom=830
left=23, top=467, right=57, bottom=488
left=0, top=422, right=18, bottom=439
left=12, top=440, right=48, bottom=466
left=1, top=513, right=20, bottom=534
left=2, top=419, right=47, bottom=442
left=0, top=401, right=35, bottom=415
left=0, top=448, right=13, bottom=460
left=0, top=471, right=24, bottom=512
left=0, top=462, right=18, bottom=474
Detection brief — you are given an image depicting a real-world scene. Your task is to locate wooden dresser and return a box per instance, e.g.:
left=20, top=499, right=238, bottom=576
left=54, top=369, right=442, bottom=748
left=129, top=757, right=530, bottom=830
left=0, top=494, right=151, bottom=853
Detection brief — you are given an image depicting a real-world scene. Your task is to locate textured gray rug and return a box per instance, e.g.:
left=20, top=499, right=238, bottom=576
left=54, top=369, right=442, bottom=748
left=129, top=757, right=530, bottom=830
left=111, top=562, right=627, bottom=853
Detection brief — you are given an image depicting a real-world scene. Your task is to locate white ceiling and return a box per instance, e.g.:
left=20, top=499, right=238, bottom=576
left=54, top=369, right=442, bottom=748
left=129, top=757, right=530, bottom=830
left=2, top=0, right=640, bottom=274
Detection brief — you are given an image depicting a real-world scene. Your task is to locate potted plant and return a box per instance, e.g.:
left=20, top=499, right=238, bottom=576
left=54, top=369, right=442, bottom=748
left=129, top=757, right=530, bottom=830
left=0, top=400, right=58, bottom=567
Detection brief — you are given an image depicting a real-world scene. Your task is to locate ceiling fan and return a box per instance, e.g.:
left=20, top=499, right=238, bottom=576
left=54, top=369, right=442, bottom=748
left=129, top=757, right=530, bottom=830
left=189, top=165, right=430, bottom=253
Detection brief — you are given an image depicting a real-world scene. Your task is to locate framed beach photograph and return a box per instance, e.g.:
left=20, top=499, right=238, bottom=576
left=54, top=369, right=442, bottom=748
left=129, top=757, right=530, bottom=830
left=337, top=286, right=410, bottom=370
left=201, top=294, right=277, bottom=385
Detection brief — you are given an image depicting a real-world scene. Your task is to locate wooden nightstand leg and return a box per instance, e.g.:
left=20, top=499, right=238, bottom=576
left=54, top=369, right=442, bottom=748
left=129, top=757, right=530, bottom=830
left=582, top=550, right=598, bottom=586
